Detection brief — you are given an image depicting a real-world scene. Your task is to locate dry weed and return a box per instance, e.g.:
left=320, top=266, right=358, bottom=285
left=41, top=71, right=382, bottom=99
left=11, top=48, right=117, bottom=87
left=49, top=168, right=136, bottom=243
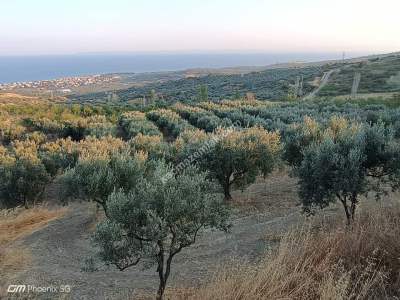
left=175, top=206, right=400, bottom=300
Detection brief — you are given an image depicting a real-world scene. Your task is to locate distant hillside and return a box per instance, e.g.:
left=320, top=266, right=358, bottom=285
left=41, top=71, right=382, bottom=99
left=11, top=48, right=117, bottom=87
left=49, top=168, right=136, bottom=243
left=319, top=54, right=400, bottom=96
left=68, top=52, right=400, bottom=104
left=69, top=65, right=327, bottom=103
left=0, top=93, right=52, bottom=105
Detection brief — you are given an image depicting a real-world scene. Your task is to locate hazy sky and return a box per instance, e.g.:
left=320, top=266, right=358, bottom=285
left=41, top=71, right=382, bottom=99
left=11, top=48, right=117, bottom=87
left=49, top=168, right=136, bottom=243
left=1, top=0, right=399, bottom=55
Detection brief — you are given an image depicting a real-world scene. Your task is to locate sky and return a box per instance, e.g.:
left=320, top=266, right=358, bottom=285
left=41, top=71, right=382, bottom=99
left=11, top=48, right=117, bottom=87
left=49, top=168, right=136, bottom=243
left=1, top=0, right=399, bottom=56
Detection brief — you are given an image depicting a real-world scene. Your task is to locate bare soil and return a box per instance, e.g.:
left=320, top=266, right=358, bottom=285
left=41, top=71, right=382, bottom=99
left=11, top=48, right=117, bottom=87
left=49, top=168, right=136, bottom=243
left=1, top=172, right=339, bottom=300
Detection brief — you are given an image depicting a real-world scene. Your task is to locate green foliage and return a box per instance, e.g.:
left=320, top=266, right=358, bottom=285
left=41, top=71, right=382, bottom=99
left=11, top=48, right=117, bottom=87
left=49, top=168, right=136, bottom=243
left=296, top=120, right=400, bottom=223
left=149, top=89, right=157, bottom=103
left=328, top=96, right=400, bottom=109
left=0, top=158, right=50, bottom=208
left=118, top=111, right=161, bottom=139
left=39, top=136, right=128, bottom=176
left=172, top=103, right=232, bottom=132
left=198, top=84, right=209, bottom=102
left=39, top=150, right=78, bottom=178
left=91, top=163, right=230, bottom=299
left=199, top=101, right=268, bottom=129
left=283, top=117, right=321, bottom=167
left=199, top=127, right=281, bottom=200
left=61, top=115, right=116, bottom=140
left=319, top=55, right=400, bottom=96
left=286, top=85, right=298, bottom=101
left=130, top=134, right=171, bottom=161
left=1, top=92, right=400, bottom=218
left=60, top=153, right=145, bottom=213
left=9, top=103, right=121, bottom=141
left=147, top=109, right=195, bottom=138
left=71, top=65, right=325, bottom=103
left=233, top=90, right=242, bottom=100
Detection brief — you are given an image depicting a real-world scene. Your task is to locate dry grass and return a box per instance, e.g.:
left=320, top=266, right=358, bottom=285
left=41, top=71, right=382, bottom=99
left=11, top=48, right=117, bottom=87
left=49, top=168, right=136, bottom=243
left=0, top=206, right=68, bottom=246
left=0, top=92, right=48, bottom=104
left=0, top=206, right=67, bottom=275
left=232, top=170, right=299, bottom=214
left=175, top=206, right=400, bottom=300
left=0, top=248, right=31, bottom=274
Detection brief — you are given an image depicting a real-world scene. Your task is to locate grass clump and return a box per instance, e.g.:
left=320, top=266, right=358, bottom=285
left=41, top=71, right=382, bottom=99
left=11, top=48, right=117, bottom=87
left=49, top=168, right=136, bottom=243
left=180, top=206, right=400, bottom=300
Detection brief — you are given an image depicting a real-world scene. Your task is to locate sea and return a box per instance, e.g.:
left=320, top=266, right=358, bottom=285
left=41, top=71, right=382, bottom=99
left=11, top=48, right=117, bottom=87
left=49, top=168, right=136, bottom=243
left=0, top=52, right=366, bottom=84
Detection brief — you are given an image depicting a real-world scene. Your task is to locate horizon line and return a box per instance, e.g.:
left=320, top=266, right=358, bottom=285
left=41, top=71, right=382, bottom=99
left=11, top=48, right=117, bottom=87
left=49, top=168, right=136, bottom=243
left=0, top=49, right=384, bottom=58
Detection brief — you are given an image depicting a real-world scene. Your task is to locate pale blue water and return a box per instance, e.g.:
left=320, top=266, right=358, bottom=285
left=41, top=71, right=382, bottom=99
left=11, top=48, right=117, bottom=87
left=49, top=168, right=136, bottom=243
left=0, top=52, right=364, bottom=84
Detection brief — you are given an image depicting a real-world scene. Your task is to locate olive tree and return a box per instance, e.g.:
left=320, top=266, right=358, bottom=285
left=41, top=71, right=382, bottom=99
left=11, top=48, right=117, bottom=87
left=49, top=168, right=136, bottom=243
left=201, top=127, right=281, bottom=201
left=198, top=84, right=208, bottom=102
left=61, top=153, right=146, bottom=215
left=0, top=159, right=50, bottom=208
left=297, top=121, right=400, bottom=224
left=283, top=116, right=321, bottom=167
left=92, top=163, right=230, bottom=300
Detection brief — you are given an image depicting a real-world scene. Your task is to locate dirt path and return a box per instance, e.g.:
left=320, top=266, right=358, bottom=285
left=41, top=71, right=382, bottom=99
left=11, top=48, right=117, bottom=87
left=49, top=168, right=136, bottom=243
left=304, top=68, right=339, bottom=100
left=3, top=174, right=307, bottom=299
left=4, top=201, right=302, bottom=299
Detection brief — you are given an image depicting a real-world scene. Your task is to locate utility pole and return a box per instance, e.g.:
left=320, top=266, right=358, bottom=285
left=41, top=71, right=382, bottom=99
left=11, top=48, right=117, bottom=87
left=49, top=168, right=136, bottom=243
left=351, top=72, right=361, bottom=99
left=298, top=75, right=304, bottom=97
left=293, top=75, right=304, bottom=98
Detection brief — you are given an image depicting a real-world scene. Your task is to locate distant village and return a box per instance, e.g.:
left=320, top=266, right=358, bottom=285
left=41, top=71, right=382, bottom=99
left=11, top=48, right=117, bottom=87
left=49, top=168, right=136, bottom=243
left=0, top=74, right=119, bottom=93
